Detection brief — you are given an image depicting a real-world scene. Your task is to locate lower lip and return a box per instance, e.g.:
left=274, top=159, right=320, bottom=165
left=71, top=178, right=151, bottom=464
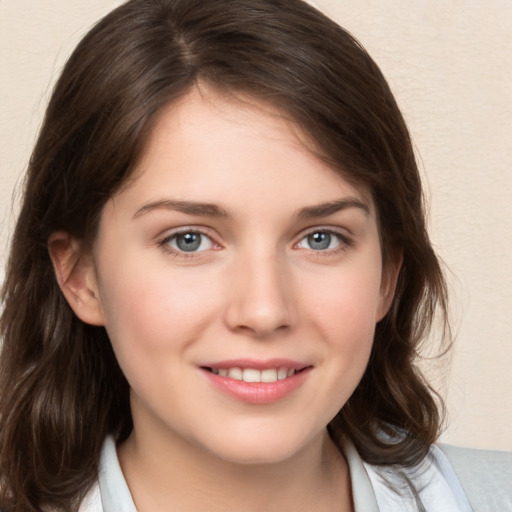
left=201, top=368, right=311, bottom=404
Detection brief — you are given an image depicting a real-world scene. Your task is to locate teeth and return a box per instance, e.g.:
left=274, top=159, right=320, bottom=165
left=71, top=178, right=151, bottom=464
left=261, top=369, right=278, bottom=382
left=243, top=368, right=261, bottom=382
left=212, top=366, right=298, bottom=382
left=227, top=367, right=243, bottom=380
left=277, top=367, right=288, bottom=380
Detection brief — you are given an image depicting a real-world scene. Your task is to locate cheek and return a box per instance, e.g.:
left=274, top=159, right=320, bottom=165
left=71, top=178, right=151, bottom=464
left=298, top=257, right=383, bottom=406
left=304, top=268, right=382, bottom=410
left=302, top=261, right=383, bottom=343
left=96, top=263, right=223, bottom=406
left=97, top=259, right=220, bottom=354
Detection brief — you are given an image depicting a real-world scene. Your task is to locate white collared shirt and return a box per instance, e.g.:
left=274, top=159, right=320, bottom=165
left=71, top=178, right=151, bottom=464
left=79, top=436, right=474, bottom=511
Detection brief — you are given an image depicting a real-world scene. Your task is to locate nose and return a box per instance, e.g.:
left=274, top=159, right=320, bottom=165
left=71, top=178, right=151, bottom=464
left=223, top=251, right=296, bottom=338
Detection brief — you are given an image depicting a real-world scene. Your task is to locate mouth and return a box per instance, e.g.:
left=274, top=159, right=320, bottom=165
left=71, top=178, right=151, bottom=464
left=200, top=365, right=310, bottom=383
left=199, top=360, right=312, bottom=404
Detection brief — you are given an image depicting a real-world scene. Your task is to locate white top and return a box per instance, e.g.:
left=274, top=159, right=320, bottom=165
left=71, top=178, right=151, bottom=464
left=78, top=436, right=474, bottom=512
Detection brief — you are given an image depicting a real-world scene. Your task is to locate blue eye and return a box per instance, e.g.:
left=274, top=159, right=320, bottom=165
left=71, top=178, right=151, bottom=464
left=297, top=231, right=344, bottom=251
left=167, top=232, right=214, bottom=252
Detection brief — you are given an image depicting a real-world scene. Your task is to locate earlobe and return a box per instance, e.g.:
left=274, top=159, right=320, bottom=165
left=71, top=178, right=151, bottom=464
left=48, top=231, right=105, bottom=326
left=377, top=252, right=403, bottom=322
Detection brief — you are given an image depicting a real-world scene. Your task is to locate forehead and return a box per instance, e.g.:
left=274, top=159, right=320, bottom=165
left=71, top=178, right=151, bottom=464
left=113, top=87, right=374, bottom=218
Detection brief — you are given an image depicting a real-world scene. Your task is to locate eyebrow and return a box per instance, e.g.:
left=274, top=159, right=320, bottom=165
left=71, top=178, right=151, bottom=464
left=297, top=198, right=370, bottom=219
left=132, top=197, right=370, bottom=220
left=133, top=199, right=229, bottom=219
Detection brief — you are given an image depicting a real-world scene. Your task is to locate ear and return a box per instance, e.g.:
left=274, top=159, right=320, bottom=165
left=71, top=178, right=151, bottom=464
left=376, top=251, right=403, bottom=322
left=48, top=231, right=105, bottom=326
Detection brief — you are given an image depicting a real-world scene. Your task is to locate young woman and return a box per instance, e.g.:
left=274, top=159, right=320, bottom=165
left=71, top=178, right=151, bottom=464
left=1, top=0, right=510, bottom=511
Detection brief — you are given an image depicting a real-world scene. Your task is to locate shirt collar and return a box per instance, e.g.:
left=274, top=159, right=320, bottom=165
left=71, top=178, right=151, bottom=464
left=98, top=435, right=379, bottom=512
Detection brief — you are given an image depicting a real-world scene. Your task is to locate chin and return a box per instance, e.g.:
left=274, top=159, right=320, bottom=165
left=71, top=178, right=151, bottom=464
left=199, top=428, right=319, bottom=466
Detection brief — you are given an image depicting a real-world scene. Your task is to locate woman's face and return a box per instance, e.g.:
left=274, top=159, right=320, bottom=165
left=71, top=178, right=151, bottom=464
left=86, top=89, right=395, bottom=464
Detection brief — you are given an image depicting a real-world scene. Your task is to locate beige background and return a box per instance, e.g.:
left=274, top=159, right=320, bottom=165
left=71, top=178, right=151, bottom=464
left=1, top=1, right=511, bottom=449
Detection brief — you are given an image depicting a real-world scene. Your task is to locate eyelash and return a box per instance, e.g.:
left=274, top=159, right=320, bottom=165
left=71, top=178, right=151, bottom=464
left=157, top=227, right=353, bottom=260
left=295, top=228, right=352, bottom=256
left=158, top=228, right=219, bottom=260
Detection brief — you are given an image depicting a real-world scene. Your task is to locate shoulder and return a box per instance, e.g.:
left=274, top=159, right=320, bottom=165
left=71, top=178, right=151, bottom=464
left=438, top=443, right=512, bottom=511
left=361, top=444, right=473, bottom=512
left=359, top=442, right=511, bottom=512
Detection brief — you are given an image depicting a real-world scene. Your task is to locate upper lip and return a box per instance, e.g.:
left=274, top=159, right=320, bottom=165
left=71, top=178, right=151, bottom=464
left=199, top=358, right=311, bottom=371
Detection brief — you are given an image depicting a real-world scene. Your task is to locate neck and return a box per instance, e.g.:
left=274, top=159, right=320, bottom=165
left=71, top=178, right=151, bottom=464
left=118, top=423, right=352, bottom=512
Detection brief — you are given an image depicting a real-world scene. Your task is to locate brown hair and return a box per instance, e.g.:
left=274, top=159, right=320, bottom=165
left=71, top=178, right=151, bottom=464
left=0, top=0, right=449, bottom=509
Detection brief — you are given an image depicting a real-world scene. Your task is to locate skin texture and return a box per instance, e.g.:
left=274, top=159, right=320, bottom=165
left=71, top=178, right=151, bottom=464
left=50, top=88, right=399, bottom=511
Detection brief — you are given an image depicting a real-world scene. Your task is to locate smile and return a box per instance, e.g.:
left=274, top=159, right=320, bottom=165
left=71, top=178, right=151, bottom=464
left=203, top=366, right=300, bottom=383
left=200, top=360, right=312, bottom=404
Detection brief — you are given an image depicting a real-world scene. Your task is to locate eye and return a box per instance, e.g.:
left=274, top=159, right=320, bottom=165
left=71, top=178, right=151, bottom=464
left=296, top=230, right=345, bottom=251
left=165, top=231, right=215, bottom=253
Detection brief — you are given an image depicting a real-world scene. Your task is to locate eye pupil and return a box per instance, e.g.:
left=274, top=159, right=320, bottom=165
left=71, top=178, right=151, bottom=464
left=176, top=233, right=201, bottom=252
left=308, top=232, right=331, bottom=250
